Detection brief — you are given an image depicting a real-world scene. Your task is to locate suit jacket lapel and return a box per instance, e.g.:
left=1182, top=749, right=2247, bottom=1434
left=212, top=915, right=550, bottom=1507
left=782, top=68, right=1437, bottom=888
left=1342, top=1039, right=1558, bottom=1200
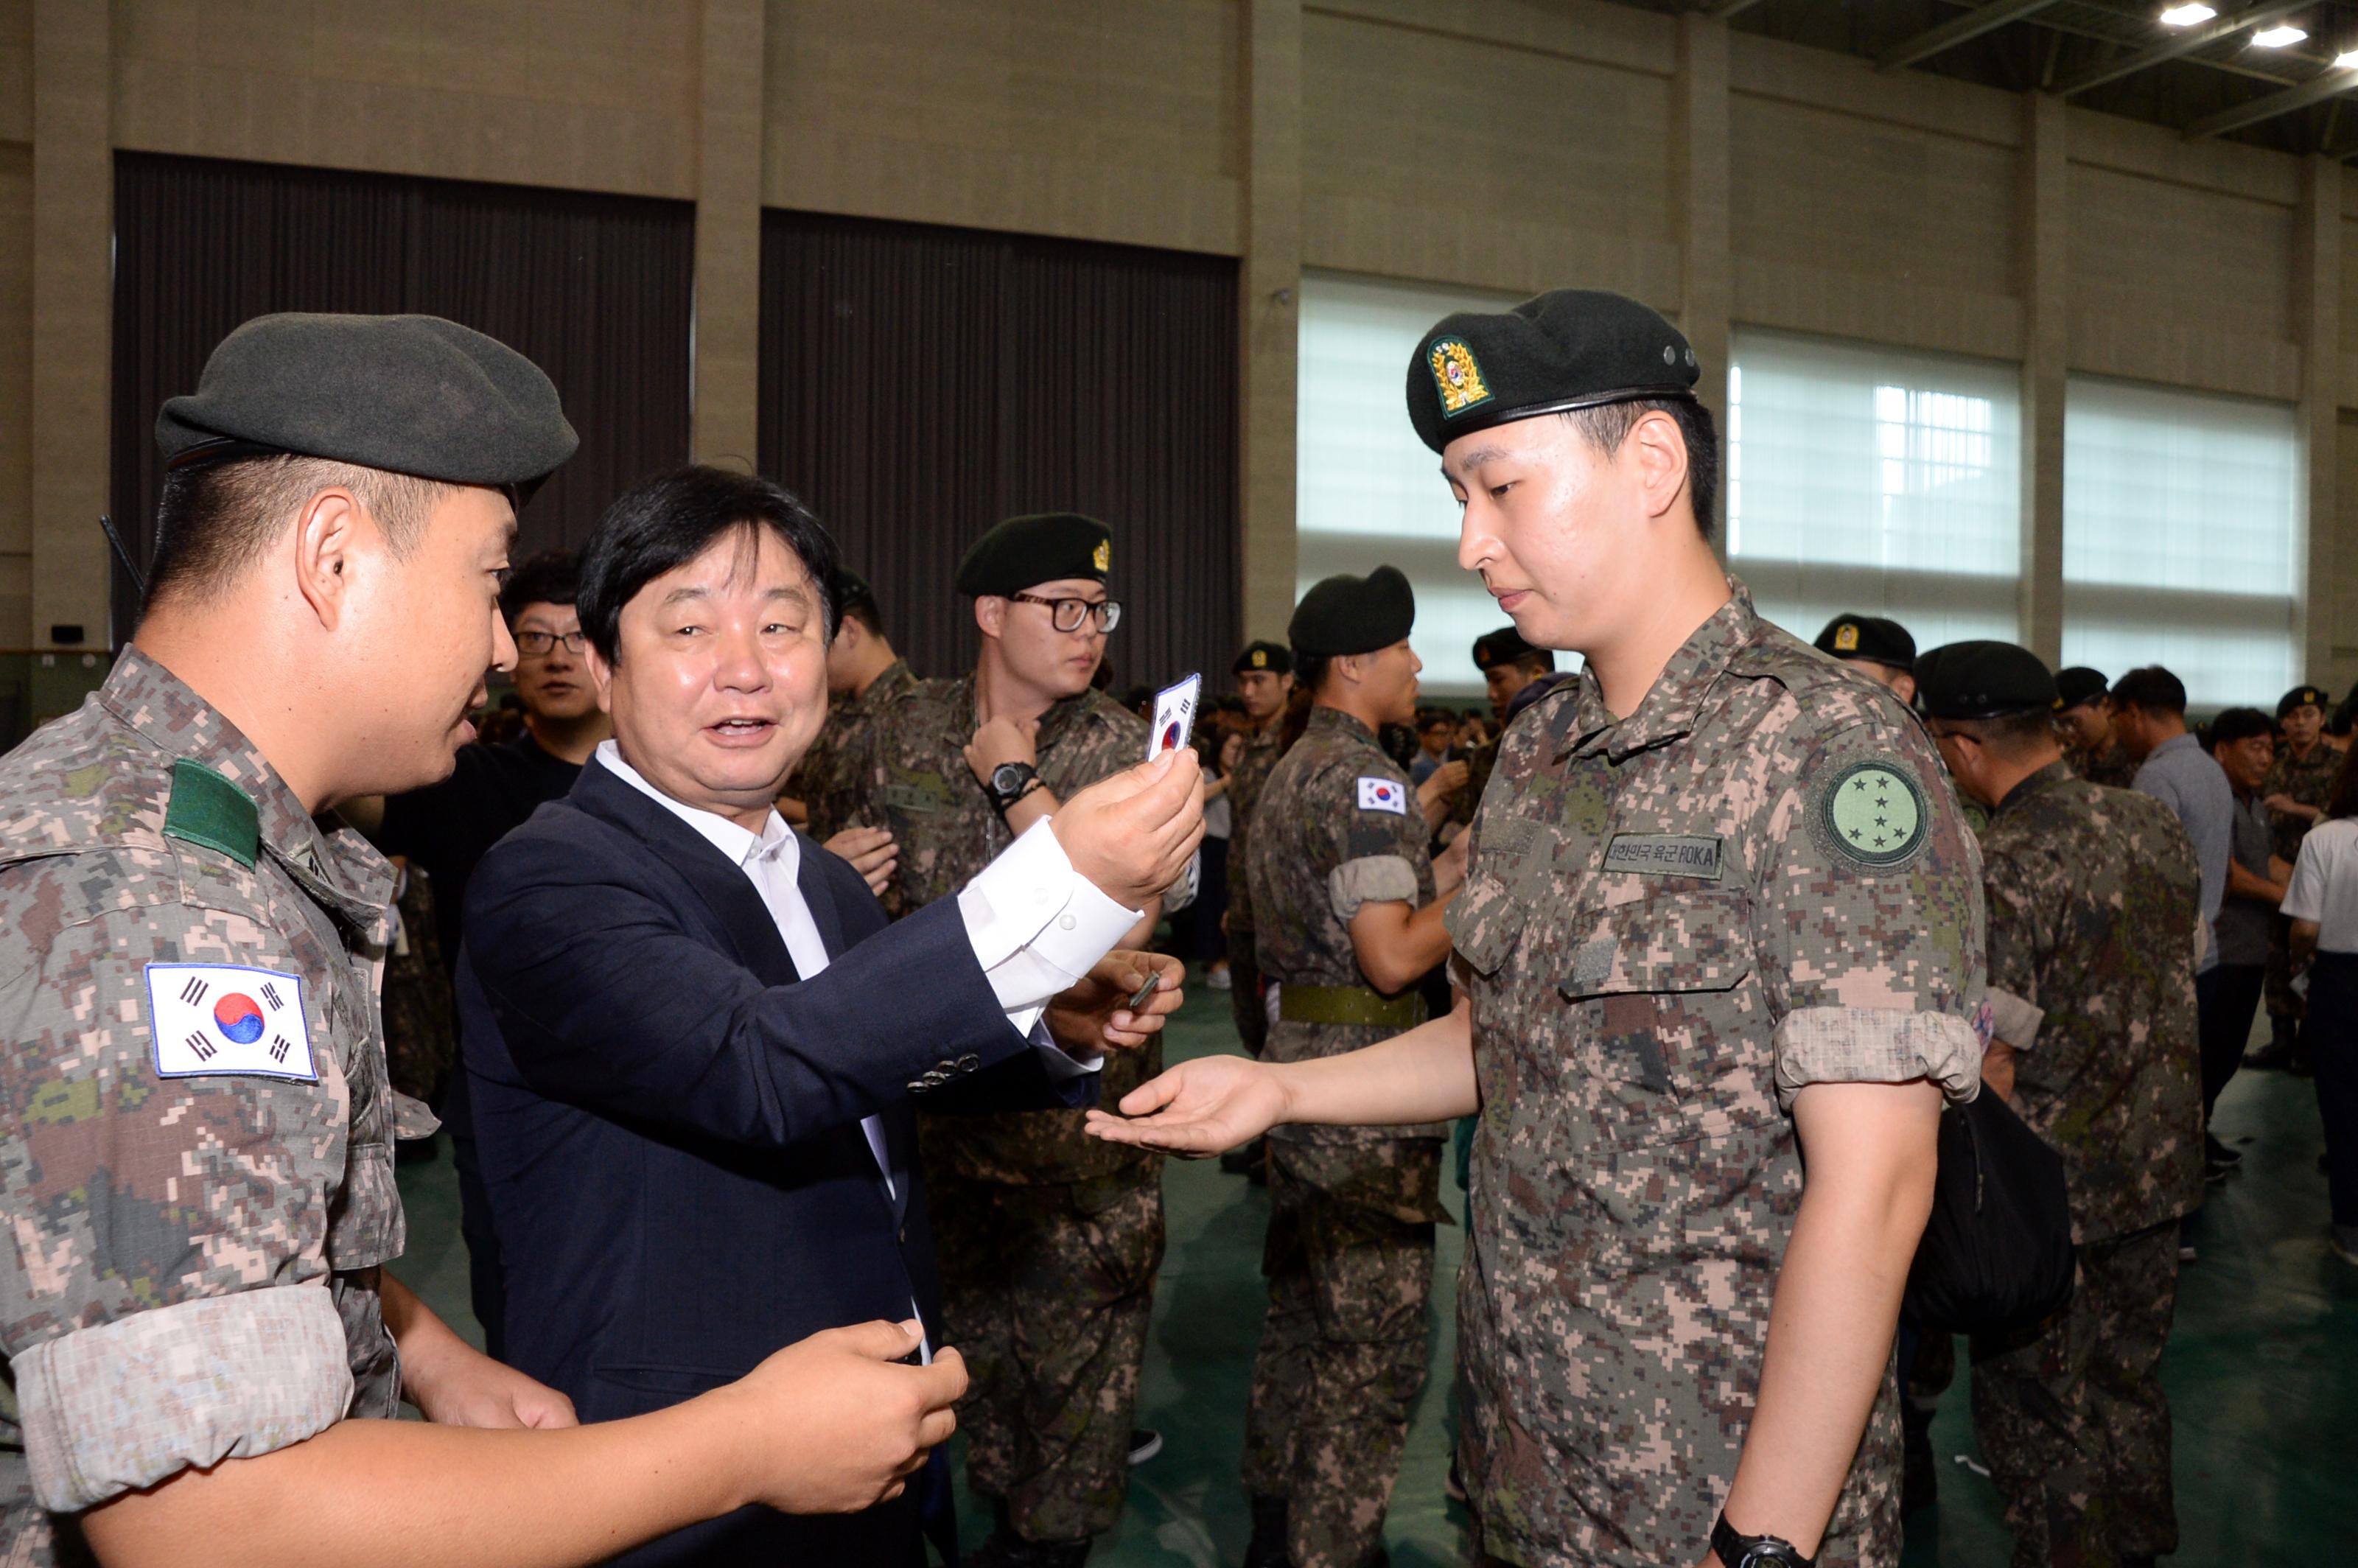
left=797, top=839, right=914, bottom=1221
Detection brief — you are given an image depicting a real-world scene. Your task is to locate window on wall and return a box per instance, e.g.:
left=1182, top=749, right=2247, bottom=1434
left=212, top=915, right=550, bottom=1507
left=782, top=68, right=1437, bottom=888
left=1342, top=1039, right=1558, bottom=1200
left=1297, top=272, right=1537, bottom=700
left=2062, top=377, right=2299, bottom=710
left=1726, top=328, right=2022, bottom=653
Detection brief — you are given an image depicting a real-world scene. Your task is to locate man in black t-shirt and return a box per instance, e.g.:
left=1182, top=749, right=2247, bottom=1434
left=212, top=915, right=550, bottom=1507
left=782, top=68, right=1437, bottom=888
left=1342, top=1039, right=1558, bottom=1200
left=351, top=550, right=609, bottom=1357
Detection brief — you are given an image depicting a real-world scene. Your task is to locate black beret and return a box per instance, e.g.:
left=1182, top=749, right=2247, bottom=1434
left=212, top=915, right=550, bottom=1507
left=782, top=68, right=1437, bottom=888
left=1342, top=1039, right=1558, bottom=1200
left=2278, top=684, right=2331, bottom=719
left=1407, top=289, right=1698, bottom=455
left=1233, top=640, right=1292, bottom=676
left=1917, top=640, right=2059, bottom=721
left=1290, top=565, right=1415, bottom=658
left=157, top=313, right=577, bottom=497
left=1813, top=613, right=1917, bottom=672
left=954, top=512, right=1112, bottom=597
left=833, top=567, right=878, bottom=618
left=2053, top=667, right=2110, bottom=712
left=1471, top=624, right=1554, bottom=673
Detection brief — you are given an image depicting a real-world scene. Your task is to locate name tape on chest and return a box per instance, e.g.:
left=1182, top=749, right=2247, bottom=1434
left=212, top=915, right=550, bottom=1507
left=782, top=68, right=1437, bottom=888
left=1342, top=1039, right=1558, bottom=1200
left=1601, top=833, right=1723, bottom=881
left=1357, top=776, right=1408, bottom=815
left=143, top=963, right=317, bottom=1082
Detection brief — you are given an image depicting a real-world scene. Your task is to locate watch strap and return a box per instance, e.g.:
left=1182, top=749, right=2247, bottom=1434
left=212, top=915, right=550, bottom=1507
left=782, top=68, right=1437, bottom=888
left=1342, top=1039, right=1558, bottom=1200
left=987, top=763, right=1042, bottom=813
left=1710, top=1512, right=1815, bottom=1568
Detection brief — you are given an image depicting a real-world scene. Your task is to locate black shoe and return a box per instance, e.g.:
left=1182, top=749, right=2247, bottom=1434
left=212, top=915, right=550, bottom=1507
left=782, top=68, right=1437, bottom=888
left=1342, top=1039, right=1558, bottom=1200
left=1127, top=1427, right=1163, bottom=1466
left=2244, top=1041, right=2293, bottom=1071
left=2205, top=1133, right=2242, bottom=1167
left=962, top=1530, right=1091, bottom=1568
left=1242, top=1493, right=1289, bottom=1568
left=1900, top=1394, right=1938, bottom=1515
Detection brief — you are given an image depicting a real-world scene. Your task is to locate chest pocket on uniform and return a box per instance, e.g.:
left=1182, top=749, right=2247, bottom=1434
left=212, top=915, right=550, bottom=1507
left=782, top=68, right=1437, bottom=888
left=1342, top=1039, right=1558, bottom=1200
left=1557, top=889, right=1763, bottom=1144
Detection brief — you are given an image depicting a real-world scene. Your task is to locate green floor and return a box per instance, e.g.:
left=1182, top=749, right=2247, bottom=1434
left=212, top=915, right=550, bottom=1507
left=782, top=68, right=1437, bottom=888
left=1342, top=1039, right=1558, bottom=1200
left=395, top=993, right=2356, bottom=1564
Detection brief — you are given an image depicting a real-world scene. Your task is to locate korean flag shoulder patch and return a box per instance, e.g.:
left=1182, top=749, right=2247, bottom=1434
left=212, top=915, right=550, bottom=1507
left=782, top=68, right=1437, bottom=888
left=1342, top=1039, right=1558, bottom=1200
left=1357, top=776, right=1408, bottom=815
left=144, top=963, right=317, bottom=1082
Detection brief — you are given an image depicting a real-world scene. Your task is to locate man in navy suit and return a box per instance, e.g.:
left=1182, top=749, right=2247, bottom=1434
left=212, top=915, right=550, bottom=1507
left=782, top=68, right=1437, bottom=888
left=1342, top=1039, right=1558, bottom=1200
left=458, top=466, right=1203, bottom=1567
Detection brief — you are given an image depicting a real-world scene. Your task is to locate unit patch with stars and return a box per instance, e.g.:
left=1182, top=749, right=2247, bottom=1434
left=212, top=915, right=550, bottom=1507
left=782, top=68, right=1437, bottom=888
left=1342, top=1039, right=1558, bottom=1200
left=1816, top=757, right=1930, bottom=870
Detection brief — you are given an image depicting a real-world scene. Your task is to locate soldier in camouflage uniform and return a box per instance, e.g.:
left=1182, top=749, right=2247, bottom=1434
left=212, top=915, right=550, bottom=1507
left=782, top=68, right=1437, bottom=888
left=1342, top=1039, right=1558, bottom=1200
left=1446, top=626, right=1552, bottom=837
left=2052, top=668, right=2138, bottom=789
left=842, top=513, right=1163, bottom=1568
left=2258, top=684, right=2339, bottom=1066
left=1241, top=567, right=1466, bottom=1568
left=1918, top=641, right=2204, bottom=1568
left=380, top=858, right=456, bottom=1106
left=793, top=568, right=921, bottom=844
left=1091, top=291, right=1988, bottom=1568
left=0, top=313, right=971, bottom=1565
left=1223, top=640, right=1294, bottom=1060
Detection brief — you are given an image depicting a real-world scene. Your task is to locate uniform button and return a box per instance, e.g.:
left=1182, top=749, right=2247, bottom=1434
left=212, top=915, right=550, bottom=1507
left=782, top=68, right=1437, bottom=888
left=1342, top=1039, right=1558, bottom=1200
left=907, top=1079, right=928, bottom=1093
left=1059, top=914, right=1076, bottom=931
left=957, top=1054, right=981, bottom=1072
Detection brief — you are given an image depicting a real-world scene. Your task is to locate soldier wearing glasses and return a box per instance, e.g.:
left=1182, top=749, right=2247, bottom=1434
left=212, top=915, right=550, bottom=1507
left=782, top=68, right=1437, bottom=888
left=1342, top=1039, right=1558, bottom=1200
left=844, top=512, right=1165, bottom=1567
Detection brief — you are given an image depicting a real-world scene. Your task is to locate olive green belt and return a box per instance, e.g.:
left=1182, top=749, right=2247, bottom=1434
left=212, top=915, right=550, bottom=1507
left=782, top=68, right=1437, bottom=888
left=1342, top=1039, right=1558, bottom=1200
left=1278, top=984, right=1427, bottom=1029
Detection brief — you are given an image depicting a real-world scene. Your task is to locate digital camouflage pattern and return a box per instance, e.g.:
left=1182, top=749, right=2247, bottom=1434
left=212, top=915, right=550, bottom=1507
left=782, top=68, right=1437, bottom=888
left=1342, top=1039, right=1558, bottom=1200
left=2066, top=740, right=2138, bottom=792
left=1248, top=706, right=1444, bottom=1145
left=0, top=651, right=418, bottom=1565
left=2263, top=740, right=2339, bottom=1026
left=794, top=656, right=919, bottom=844
left=1979, top=762, right=2205, bottom=1245
left=1446, top=587, right=1988, bottom=1568
left=1242, top=705, right=1447, bottom=1567
left=380, top=864, right=455, bottom=1103
left=843, top=671, right=1157, bottom=1186
left=1223, top=718, right=1288, bottom=1054
left=1244, top=1137, right=1445, bottom=1568
left=1970, top=1220, right=2183, bottom=1567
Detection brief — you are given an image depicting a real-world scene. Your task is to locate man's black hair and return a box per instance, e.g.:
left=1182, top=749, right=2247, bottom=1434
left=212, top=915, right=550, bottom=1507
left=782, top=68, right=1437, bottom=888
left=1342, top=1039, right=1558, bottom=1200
left=577, top=466, right=838, bottom=664
left=1292, top=650, right=1332, bottom=699
left=2108, top=665, right=2188, bottom=717
left=500, top=548, right=580, bottom=626
left=1562, top=396, right=1721, bottom=540
left=2209, top=707, right=2274, bottom=749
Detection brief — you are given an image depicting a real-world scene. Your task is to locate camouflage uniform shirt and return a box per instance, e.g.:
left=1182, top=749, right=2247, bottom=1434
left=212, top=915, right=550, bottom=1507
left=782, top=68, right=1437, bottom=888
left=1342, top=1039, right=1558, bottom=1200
left=2264, top=741, right=2339, bottom=865
left=1249, top=707, right=1446, bottom=1149
left=1979, top=762, right=2205, bottom=1243
left=1224, top=719, right=1287, bottom=935
left=1444, top=587, right=1987, bottom=1568
left=0, top=651, right=420, bottom=1562
left=2067, top=740, right=2138, bottom=791
left=847, top=674, right=1153, bottom=1185
left=797, top=657, right=920, bottom=844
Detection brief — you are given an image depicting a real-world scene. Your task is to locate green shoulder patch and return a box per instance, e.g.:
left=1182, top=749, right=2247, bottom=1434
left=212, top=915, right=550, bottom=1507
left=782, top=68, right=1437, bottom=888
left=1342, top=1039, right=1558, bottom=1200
left=1816, top=757, right=1928, bottom=870
left=163, top=758, right=259, bottom=869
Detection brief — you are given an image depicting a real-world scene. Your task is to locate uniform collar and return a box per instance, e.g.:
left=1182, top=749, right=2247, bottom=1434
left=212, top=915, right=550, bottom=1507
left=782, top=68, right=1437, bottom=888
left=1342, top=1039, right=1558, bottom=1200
left=99, top=646, right=393, bottom=920
left=948, top=671, right=1094, bottom=753
left=839, top=657, right=914, bottom=723
left=1993, top=758, right=2074, bottom=819
left=1559, top=581, right=1756, bottom=764
left=1306, top=705, right=1378, bottom=746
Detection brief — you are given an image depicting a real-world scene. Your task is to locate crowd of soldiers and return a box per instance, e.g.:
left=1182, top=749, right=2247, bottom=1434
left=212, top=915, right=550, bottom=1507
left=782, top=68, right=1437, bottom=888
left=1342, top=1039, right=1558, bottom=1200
left=4, top=286, right=2351, bottom=1568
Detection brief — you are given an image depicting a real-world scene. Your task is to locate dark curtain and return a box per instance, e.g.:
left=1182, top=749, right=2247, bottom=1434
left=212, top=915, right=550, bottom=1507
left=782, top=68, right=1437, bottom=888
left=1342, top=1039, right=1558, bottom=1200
left=111, top=153, right=693, bottom=645
left=759, top=211, right=1239, bottom=691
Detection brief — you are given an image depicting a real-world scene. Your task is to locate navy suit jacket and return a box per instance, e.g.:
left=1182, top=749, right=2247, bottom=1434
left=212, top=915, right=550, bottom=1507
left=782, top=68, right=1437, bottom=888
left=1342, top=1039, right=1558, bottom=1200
left=457, top=758, right=1091, bottom=1567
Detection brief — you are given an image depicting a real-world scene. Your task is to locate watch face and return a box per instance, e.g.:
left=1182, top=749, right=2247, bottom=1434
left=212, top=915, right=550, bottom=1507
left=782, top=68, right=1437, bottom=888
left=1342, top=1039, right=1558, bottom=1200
left=992, top=763, right=1026, bottom=794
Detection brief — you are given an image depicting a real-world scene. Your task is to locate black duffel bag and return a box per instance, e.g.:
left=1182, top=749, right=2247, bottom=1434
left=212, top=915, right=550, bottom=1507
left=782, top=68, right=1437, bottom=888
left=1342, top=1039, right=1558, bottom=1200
left=1903, top=1085, right=2076, bottom=1336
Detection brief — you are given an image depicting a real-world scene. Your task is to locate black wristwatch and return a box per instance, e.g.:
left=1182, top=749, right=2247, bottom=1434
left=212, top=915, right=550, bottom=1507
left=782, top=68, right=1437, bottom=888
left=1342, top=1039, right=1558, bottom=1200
left=986, top=761, right=1043, bottom=815
left=1710, top=1513, right=1815, bottom=1568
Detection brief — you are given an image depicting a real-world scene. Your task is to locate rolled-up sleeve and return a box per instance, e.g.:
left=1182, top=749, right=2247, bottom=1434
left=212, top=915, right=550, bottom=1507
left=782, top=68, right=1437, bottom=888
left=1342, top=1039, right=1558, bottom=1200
left=1759, top=723, right=1989, bottom=1110
left=0, top=899, right=350, bottom=1511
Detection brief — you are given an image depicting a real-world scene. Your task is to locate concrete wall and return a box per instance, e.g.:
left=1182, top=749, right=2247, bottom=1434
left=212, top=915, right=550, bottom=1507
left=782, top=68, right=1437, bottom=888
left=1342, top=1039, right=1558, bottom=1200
left=7, top=0, right=2356, bottom=690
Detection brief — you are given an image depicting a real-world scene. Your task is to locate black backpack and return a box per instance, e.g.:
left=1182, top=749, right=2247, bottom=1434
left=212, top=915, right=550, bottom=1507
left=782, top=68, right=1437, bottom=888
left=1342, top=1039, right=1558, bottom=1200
left=1903, top=1087, right=2077, bottom=1336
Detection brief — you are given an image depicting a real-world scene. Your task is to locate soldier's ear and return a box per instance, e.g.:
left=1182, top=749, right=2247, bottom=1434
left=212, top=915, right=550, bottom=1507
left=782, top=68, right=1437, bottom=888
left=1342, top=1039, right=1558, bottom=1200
left=974, top=596, right=1005, bottom=641
left=290, top=486, right=365, bottom=633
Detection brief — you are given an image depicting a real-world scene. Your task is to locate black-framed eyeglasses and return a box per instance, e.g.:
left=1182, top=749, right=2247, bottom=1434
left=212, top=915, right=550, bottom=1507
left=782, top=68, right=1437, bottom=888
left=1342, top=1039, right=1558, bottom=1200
left=1007, top=592, right=1122, bottom=634
left=515, top=629, right=587, bottom=657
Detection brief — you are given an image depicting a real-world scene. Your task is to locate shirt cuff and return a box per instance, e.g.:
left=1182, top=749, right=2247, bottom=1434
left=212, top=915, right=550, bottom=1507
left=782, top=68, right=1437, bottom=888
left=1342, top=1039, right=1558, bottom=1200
left=1772, top=1005, right=1984, bottom=1112
left=958, top=817, right=1142, bottom=1015
left=15, top=1283, right=353, bottom=1511
left=1986, top=986, right=2044, bottom=1051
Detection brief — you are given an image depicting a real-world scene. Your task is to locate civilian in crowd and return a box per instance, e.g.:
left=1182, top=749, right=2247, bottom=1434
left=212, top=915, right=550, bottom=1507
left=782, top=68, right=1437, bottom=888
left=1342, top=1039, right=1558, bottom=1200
left=2284, top=744, right=2358, bottom=1267
left=2203, top=707, right=2289, bottom=1177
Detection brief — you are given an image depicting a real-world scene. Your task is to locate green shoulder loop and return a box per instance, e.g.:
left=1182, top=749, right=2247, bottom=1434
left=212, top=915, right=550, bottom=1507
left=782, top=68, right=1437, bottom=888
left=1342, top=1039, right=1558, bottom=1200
left=163, top=758, right=260, bottom=869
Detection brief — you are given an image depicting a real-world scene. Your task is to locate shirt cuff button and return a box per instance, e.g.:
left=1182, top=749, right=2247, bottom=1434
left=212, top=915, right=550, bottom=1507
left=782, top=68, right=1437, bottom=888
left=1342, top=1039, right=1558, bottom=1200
left=1059, top=914, right=1077, bottom=931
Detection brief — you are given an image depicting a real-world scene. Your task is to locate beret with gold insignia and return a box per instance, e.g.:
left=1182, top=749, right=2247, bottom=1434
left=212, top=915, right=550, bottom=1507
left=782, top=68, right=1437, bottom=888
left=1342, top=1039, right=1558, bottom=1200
left=1290, top=565, right=1415, bottom=659
left=1917, top=640, right=2058, bottom=721
left=158, top=312, right=577, bottom=500
left=1472, top=624, right=1553, bottom=674
left=954, top=512, right=1113, bottom=597
left=1813, top=613, right=1917, bottom=673
left=2053, top=666, right=2109, bottom=713
left=1233, top=640, right=1292, bottom=676
left=2278, top=684, right=2331, bottom=720
left=1405, top=289, right=1699, bottom=455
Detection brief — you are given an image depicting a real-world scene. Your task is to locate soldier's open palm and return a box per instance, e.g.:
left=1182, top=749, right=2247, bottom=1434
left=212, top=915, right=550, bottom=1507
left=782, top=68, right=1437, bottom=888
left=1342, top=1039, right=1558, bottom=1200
left=1083, top=1054, right=1285, bottom=1156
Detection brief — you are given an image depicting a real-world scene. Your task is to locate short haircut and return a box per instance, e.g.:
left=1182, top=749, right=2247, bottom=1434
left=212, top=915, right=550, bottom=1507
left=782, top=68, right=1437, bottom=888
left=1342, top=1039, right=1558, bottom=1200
left=2109, top=665, right=2187, bottom=717
left=1512, top=649, right=1554, bottom=676
left=500, top=548, right=580, bottom=626
left=1947, top=708, right=2054, bottom=757
left=1419, top=711, right=1453, bottom=732
left=1292, top=649, right=1334, bottom=700
left=836, top=571, right=886, bottom=639
left=146, top=455, right=451, bottom=613
left=1561, top=396, right=1721, bottom=541
left=839, top=599, right=886, bottom=638
left=576, top=466, right=838, bottom=665
left=2209, top=707, right=2274, bottom=749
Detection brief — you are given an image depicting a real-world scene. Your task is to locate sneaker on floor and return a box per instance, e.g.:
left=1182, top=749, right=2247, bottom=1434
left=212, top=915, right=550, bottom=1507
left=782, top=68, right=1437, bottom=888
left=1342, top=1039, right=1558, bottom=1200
left=1206, top=965, right=1234, bottom=991
left=2204, top=1133, right=2242, bottom=1169
left=1127, top=1427, right=1163, bottom=1466
left=2333, top=1228, right=2358, bottom=1267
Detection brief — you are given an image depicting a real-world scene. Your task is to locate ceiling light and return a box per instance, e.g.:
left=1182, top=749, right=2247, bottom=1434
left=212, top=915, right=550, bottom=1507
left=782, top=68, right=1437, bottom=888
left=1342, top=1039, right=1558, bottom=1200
left=2339, top=47, right=2358, bottom=68
left=2251, top=24, right=2308, bottom=46
left=2158, top=4, right=2214, bottom=25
